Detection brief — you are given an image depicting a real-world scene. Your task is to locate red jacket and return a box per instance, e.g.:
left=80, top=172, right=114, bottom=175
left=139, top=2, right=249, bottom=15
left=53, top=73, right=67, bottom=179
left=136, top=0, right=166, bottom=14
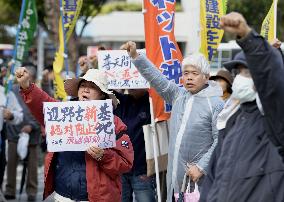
left=20, top=84, right=134, bottom=202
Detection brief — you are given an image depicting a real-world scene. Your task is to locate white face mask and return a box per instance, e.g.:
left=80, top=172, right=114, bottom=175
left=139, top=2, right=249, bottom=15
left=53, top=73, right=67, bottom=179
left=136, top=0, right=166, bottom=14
left=231, top=74, right=256, bottom=104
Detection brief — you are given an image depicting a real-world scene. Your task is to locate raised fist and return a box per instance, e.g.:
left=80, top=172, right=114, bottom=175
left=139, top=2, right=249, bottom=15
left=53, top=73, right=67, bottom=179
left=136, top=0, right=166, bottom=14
left=121, top=41, right=139, bottom=59
left=15, top=67, right=30, bottom=90
left=220, top=12, right=252, bottom=38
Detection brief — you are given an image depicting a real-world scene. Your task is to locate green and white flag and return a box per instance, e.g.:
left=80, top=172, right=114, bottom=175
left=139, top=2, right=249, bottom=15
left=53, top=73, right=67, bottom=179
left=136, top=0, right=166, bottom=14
left=13, top=0, right=38, bottom=69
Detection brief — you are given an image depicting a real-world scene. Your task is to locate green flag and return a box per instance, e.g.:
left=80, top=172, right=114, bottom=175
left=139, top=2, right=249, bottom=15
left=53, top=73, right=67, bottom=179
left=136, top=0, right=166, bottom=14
left=14, top=0, right=38, bottom=69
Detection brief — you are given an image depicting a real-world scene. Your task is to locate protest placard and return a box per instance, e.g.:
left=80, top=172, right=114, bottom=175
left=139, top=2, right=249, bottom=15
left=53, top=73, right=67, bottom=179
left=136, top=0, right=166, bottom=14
left=43, top=99, right=115, bottom=152
left=97, top=50, right=150, bottom=89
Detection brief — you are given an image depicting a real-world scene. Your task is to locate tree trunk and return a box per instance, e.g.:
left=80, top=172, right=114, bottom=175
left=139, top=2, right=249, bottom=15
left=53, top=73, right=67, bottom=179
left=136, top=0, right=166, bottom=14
left=67, top=32, right=78, bottom=74
left=44, top=0, right=60, bottom=47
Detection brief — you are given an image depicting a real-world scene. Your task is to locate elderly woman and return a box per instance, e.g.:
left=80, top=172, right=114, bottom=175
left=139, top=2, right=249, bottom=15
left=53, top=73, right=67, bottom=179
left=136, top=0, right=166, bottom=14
left=210, top=69, right=233, bottom=102
left=15, top=68, right=134, bottom=202
left=122, top=42, right=224, bottom=201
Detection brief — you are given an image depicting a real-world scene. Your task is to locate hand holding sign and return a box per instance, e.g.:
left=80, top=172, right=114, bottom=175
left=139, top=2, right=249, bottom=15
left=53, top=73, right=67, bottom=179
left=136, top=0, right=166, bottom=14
left=87, top=145, right=105, bottom=161
left=220, top=12, right=252, bottom=38
left=15, top=67, right=30, bottom=90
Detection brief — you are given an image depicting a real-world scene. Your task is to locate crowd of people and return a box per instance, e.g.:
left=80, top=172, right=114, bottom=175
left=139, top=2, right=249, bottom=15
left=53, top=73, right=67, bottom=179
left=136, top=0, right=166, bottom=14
left=0, top=11, right=283, bottom=202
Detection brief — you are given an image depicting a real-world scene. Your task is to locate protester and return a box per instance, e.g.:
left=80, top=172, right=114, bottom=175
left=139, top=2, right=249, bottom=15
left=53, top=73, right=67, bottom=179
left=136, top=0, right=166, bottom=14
left=202, top=12, right=284, bottom=202
left=15, top=67, right=134, bottom=202
left=0, top=67, right=7, bottom=86
left=270, top=38, right=284, bottom=63
left=0, top=81, right=23, bottom=202
left=209, top=69, right=233, bottom=102
left=114, top=89, right=156, bottom=202
left=4, top=64, right=41, bottom=201
left=122, top=42, right=224, bottom=201
left=40, top=66, right=54, bottom=97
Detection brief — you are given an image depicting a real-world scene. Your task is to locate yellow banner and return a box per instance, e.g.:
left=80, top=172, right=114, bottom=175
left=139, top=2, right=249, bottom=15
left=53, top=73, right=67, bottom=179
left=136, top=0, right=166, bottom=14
left=261, top=0, right=278, bottom=43
left=200, top=0, right=227, bottom=61
left=53, top=0, right=83, bottom=100
left=63, top=0, right=83, bottom=42
left=53, top=18, right=67, bottom=100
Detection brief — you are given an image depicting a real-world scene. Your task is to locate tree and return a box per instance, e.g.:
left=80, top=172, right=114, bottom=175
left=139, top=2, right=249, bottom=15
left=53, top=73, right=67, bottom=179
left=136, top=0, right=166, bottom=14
left=224, top=0, right=284, bottom=41
left=0, top=0, right=107, bottom=72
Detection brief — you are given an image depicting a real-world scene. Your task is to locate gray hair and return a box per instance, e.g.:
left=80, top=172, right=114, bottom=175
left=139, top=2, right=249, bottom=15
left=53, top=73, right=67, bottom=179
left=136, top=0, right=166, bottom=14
left=25, top=65, right=37, bottom=81
left=182, top=53, right=210, bottom=75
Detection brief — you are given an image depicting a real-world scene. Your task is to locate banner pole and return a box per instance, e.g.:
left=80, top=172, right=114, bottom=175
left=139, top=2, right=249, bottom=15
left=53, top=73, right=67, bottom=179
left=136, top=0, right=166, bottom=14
left=59, top=0, right=69, bottom=77
left=149, top=97, right=161, bottom=202
left=273, top=0, right=278, bottom=39
left=5, top=0, right=26, bottom=106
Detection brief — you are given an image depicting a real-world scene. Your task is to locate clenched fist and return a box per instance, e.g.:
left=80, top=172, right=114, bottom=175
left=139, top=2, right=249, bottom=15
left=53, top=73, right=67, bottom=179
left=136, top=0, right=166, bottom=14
left=220, top=12, right=252, bottom=38
left=15, top=67, right=31, bottom=90
left=120, top=41, right=139, bottom=59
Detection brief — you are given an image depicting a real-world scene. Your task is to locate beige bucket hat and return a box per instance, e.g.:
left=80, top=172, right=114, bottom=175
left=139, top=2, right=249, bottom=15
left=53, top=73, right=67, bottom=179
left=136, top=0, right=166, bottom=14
left=64, top=69, right=119, bottom=107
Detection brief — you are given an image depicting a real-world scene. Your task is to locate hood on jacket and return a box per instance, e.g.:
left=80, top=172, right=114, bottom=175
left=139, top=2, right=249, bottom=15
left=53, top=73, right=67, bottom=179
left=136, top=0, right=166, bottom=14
left=195, top=80, right=223, bottom=98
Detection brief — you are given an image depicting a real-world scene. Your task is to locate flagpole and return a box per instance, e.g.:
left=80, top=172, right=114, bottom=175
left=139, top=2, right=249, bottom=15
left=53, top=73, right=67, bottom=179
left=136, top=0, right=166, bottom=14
left=149, top=97, right=162, bottom=202
left=5, top=0, right=26, bottom=106
left=273, top=0, right=278, bottom=39
left=59, top=0, right=69, bottom=78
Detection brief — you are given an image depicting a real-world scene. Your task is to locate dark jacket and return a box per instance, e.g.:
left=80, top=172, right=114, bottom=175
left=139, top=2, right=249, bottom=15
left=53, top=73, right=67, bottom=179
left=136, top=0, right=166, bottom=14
left=204, top=31, right=284, bottom=202
left=114, top=92, right=151, bottom=175
left=200, top=109, right=241, bottom=202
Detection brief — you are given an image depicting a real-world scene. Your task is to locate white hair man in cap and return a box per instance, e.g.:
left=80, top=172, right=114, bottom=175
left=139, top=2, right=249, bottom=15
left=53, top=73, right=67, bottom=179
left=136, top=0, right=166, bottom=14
left=200, top=12, right=284, bottom=202
left=15, top=67, right=134, bottom=202
left=121, top=42, right=224, bottom=201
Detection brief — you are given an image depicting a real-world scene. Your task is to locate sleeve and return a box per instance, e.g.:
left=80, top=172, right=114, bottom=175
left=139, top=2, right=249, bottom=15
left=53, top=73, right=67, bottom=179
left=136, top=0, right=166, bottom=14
left=237, top=30, right=284, bottom=147
left=24, top=111, right=41, bottom=133
left=20, top=83, right=58, bottom=127
left=131, top=54, right=183, bottom=104
left=196, top=102, right=223, bottom=174
left=97, top=133, right=134, bottom=179
left=6, top=91, right=23, bottom=125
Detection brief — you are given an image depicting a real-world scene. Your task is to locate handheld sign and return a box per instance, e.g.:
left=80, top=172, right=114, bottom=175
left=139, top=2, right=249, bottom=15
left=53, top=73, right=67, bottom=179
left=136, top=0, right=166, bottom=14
left=97, top=50, right=150, bottom=89
left=43, top=100, right=115, bottom=152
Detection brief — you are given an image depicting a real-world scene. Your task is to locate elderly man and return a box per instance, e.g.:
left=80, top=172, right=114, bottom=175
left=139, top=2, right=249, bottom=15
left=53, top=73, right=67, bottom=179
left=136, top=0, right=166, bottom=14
left=122, top=42, right=224, bottom=201
left=202, top=12, right=284, bottom=202
left=0, top=82, right=23, bottom=202
left=4, top=65, right=41, bottom=201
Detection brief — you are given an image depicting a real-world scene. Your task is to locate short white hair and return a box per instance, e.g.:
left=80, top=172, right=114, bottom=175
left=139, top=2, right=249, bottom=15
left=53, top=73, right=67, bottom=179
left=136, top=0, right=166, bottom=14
left=182, top=53, right=210, bottom=75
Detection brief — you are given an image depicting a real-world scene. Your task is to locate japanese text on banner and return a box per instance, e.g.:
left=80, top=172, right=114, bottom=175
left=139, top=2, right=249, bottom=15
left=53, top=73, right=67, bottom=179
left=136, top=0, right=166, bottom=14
left=261, top=0, right=278, bottom=43
left=98, top=50, right=149, bottom=89
left=200, top=0, right=227, bottom=61
left=14, top=0, right=37, bottom=69
left=53, top=0, right=83, bottom=100
left=43, top=100, right=115, bottom=152
left=144, top=0, right=183, bottom=121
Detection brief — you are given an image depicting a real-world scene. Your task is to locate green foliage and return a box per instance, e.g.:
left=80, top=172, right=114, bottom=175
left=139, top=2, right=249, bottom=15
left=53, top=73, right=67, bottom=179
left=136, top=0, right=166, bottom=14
left=225, top=0, right=284, bottom=41
left=100, top=2, right=182, bottom=14
left=101, top=2, right=142, bottom=13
